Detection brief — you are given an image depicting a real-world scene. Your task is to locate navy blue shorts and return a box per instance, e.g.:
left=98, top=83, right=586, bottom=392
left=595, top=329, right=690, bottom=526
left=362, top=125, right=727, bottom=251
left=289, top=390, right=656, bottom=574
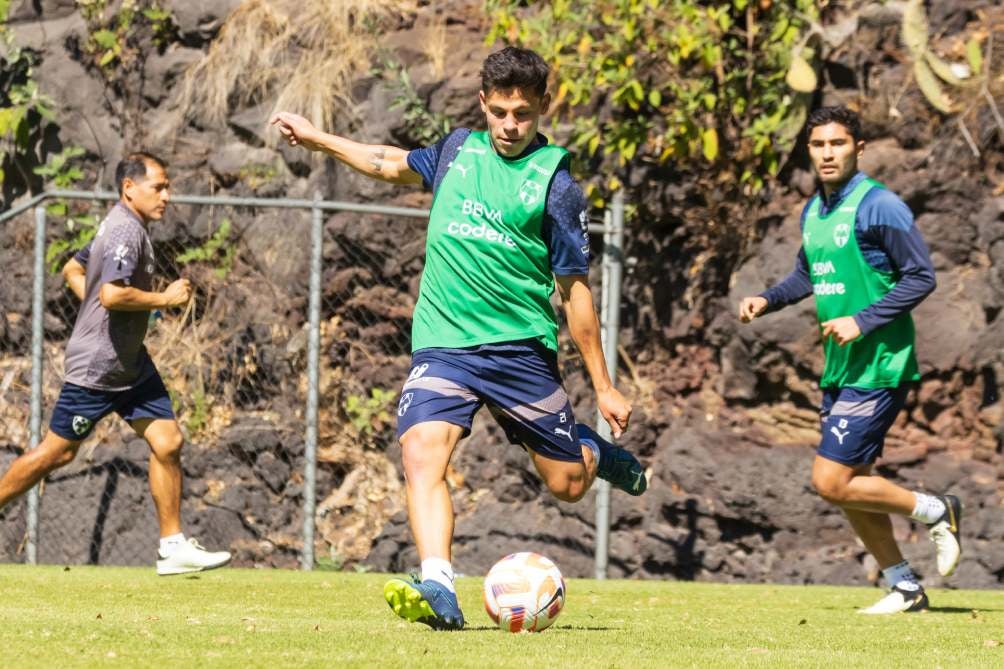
left=395, top=343, right=582, bottom=462
left=49, top=372, right=175, bottom=441
left=817, top=385, right=909, bottom=466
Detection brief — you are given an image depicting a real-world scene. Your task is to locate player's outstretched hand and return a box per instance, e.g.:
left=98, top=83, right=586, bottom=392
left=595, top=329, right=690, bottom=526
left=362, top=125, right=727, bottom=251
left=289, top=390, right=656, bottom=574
left=820, top=316, right=861, bottom=346
left=269, top=111, right=322, bottom=151
left=162, top=278, right=192, bottom=308
left=738, top=296, right=768, bottom=323
left=598, top=386, right=632, bottom=439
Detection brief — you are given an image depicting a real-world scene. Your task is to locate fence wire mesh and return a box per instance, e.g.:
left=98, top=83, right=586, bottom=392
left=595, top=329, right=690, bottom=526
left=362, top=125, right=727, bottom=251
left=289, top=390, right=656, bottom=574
left=0, top=196, right=385, bottom=567
left=1, top=192, right=617, bottom=571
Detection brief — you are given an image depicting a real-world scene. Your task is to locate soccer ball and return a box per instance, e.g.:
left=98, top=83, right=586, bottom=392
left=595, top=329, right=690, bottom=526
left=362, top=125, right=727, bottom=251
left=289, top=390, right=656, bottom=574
left=483, top=552, right=566, bottom=633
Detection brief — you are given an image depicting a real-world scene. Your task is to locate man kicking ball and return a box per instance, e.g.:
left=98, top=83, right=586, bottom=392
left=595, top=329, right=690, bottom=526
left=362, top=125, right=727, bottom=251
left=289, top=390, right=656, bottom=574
left=272, top=46, right=646, bottom=629
left=738, top=106, right=962, bottom=613
left=0, top=153, right=231, bottom=575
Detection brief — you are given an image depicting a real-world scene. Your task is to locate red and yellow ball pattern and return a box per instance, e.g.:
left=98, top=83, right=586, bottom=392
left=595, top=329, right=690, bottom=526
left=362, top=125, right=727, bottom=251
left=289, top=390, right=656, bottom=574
left=483, top=552, right=566, bottom=633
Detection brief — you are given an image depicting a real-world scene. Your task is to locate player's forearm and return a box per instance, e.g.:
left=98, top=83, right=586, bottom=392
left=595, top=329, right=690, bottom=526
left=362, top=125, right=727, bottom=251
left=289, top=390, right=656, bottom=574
left=314, top=134, right=413, bottom=184
left=759, top=247, right=813, bottom=312
left=854, top=271, right=936, bottom=336
left=565, top=300, right=615, bottom=394
left=62, top=260, right=86, bottom=301
left=99, top=284, right=167, bottom=311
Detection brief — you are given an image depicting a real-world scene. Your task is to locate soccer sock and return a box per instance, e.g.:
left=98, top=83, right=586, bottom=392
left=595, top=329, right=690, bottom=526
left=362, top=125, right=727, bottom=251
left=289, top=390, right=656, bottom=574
left=881, top=560, right=920, bottom=591
left=158, top=532, right=186, bottom=557
left=910, top=492, right=946, bottom=524
left=580, top=430, right=602, bottom=464
left=421, top=557, right=456, bottom=593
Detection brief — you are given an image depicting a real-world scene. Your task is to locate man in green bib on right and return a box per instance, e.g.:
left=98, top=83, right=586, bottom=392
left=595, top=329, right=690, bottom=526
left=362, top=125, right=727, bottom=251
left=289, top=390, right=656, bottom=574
left=739, top=106, right=962, bottom=614
left=271, top=46, right=645, bottom=630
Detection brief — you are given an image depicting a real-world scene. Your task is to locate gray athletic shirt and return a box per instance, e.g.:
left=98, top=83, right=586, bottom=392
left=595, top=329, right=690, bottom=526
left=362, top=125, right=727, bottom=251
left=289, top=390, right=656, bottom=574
left=63, top=203, right=157, bottom=391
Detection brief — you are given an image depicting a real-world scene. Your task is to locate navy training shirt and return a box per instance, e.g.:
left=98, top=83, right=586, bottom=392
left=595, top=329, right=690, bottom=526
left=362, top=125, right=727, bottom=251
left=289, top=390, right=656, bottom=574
left=760, top=171, right=936, bottom=335
left=406, top=128, right=590, bottom=276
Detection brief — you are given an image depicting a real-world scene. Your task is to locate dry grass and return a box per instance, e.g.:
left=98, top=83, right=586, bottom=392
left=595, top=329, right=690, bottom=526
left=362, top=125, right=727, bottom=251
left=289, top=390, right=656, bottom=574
left=423, top=13, right=448, bottom=80
left=176, top=0, right=416, bottom=136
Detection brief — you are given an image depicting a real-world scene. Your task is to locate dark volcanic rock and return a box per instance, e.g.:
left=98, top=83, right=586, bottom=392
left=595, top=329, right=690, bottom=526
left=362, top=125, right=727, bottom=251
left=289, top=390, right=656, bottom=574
left=3, top=1, right=1002, bottom=590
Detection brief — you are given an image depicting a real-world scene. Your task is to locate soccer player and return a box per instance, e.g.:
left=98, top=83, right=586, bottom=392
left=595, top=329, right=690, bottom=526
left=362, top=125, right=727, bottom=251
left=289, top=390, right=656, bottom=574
left=0, top=153, right=231, bottom=575
left=738, top=106, right=962, bottom=614
left=271, top=47, right=646, bottom=629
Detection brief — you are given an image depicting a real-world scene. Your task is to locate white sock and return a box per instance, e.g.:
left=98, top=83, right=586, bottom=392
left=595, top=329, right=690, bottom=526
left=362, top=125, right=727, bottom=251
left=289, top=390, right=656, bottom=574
left=421, top=557, right=455, bottom=593
left=159, top=532, right=186, bottom=557
left=910, top=493, right=946, bottom=524
left=882, top=560, right=920, bottom=591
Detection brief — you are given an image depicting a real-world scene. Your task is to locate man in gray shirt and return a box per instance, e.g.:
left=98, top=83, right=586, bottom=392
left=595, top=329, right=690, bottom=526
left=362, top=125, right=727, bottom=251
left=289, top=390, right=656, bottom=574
left=0, top=153, right=230, bottom=575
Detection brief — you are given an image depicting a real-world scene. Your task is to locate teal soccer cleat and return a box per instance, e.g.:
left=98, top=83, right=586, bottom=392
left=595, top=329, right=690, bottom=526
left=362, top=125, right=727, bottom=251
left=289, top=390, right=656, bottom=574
left=578, top=423, right=647, bottom=496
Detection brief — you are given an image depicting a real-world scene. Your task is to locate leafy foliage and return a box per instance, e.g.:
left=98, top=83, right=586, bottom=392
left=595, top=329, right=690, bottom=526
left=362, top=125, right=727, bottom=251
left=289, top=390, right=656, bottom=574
left=33, top=148, right=99, bottom=273
left=76, top=0, right=178, bottom=75
left=176, top=218, right=236, bottom=280
left=0, top=2, right=59, bottom=199
left=485, top=0, right=819, bottom=202
left=373, top=52, right=452, bottom=146
left=344, top=387, right=395, bottom=436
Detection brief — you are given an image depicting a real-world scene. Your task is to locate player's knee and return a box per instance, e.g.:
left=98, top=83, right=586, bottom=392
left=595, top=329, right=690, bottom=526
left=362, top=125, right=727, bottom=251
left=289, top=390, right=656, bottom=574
left=39, top=437, right=79, bottom=469
left=546, top=469, right=588, bottom=503
left=51, top=443, right=79, bottom=468
left=399, top=433, right=446, bottom=485
left=151, top=431, right=183, bottom=462
left=812, top=474, right=848, bottom=505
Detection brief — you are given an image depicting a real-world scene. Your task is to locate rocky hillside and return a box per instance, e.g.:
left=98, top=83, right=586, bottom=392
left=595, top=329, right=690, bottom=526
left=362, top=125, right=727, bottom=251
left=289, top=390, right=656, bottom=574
left=1, top=1, right=1001, bottom=588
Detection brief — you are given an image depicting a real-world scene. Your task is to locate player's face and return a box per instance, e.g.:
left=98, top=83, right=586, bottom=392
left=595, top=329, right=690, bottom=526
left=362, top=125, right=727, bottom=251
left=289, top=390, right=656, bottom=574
left=480, top=87, right=550, bottom=158
left=123, top=162, right=171, bottom=222
left=807, top=122, right=864, bottom=190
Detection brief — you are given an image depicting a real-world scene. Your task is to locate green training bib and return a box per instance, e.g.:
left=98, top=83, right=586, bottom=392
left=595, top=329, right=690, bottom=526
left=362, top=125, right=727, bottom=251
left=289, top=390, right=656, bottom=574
left=411, top=131, right=569, bottom=352
left=802, top=177, right=919, bottom=388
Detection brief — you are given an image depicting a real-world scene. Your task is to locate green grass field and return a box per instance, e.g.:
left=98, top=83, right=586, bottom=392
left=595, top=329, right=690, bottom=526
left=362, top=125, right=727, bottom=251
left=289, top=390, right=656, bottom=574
left=0, top=565, right=1000, bottom=668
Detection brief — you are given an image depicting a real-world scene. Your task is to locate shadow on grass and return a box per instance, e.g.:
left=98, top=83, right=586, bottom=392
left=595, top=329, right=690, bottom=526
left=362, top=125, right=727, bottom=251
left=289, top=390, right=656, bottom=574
left=819, top=605, right=1002, bottom=614
left=454, top=625, right=619, bottom=632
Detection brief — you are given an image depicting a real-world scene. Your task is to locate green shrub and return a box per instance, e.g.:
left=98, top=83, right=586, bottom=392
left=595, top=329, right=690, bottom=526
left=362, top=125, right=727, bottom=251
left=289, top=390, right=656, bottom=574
left=485, top=0, right=819, bottom=203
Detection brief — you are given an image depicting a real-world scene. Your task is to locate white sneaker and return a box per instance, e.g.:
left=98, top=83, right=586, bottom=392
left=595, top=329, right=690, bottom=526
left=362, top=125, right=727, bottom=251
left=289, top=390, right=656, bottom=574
left=858, top=584, right=929, bottom=615
left=156, top=538, right=231, bottom=576
left=927, top=494, right=963, bottom=577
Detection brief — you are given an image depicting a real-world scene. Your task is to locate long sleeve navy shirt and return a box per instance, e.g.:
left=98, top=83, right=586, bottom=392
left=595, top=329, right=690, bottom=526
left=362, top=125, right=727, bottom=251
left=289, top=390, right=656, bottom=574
left=760, top=171, right=936, bottom=335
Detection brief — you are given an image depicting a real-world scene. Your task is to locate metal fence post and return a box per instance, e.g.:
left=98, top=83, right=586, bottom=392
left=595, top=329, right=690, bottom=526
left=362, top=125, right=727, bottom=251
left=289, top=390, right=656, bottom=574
left=594, top=191, right=625, bottom=579
left=0, top=189, right=433, bottom=569
left=302, top=193, right=323, bottom=570
left=27, top=205, right=47, bottom=565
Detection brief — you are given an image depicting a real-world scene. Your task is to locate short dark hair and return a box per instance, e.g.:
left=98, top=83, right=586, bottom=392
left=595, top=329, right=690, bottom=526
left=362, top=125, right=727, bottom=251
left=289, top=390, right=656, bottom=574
left=115, top=152, right=167, bottom=194
left=806, top=106, right=862, bottom=142
left=480, top=46, right=549, bottom=98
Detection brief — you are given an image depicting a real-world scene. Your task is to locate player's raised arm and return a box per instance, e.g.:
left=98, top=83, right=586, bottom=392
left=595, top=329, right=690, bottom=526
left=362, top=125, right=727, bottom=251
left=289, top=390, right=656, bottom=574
left=99, top=278, right=192, bottom=312
left=269, top=111, right=422, bottom=186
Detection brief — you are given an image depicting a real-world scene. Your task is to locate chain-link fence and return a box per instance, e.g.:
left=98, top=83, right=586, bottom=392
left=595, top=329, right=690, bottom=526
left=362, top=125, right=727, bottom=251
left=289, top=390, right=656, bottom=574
left=0, top=189, right=622, bottom=572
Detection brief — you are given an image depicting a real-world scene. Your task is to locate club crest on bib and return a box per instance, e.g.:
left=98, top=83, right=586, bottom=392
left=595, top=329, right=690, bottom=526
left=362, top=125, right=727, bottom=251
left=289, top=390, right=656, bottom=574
left=519, top=180, right=544, bottom=207
left=833, top=223, right=851, bottom=248
left=72, top=415, right=93, bottom=436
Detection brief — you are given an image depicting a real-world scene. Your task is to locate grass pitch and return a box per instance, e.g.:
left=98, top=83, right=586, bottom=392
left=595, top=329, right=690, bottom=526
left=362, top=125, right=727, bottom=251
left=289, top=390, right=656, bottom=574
left=0, top=565, right=1000, bottom=668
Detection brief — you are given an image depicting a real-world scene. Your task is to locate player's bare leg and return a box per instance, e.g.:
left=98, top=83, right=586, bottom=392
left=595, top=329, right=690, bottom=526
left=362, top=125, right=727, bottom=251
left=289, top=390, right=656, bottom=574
left=528, top=446, right=596, bottom=502
left=813, top=458, right=923, bottom=612
left=0, top=432, right=81, bottom=511
left=384, top=421, right=465, bottom=630
left=811, top=457, right=914, bottom=515
left=132, top=417, right=230, bottom=575
left=132, top=418, right=184, bottom=536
